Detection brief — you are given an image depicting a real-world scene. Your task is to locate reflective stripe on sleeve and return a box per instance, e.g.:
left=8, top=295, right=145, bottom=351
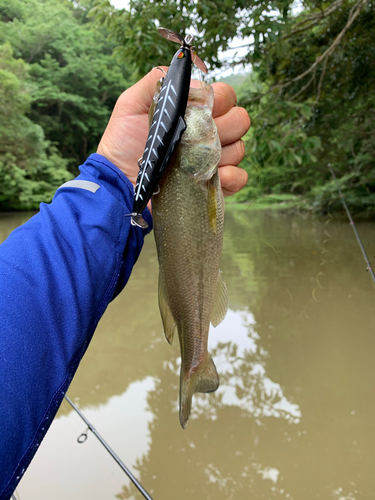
left=58, top=180, right=101, bottom=193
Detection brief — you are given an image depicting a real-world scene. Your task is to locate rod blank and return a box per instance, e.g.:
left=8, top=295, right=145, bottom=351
left=328, top=164, right=375, bottom=285
left=64, top=395, right=154, bottom=500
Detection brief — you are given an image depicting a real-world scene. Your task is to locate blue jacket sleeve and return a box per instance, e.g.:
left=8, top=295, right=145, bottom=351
left=0, top=153, right=152, bottom=499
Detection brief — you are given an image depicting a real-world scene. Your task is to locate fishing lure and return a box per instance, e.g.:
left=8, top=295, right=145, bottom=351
left=130, top=27, right=208, bottom=229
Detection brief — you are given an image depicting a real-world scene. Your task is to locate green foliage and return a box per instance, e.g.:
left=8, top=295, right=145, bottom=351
left=0, top=0, right=131, bottom=170
left=227, top=72, right=322, bottom=203
left=245, top=97, right=321, bottom=194
left=0, top=0, right=134, bottom=210
left=1, top=0, right=374, bottom=213
left=91, top=0, right=374, bottom=215
left=90, top=0, right=295, bottom=77
left=0, top=43, right=72, bottom=210
left=264, top=0, right=375, bottom=213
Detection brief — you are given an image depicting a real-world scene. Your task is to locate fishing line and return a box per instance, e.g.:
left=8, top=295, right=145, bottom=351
left=64, top=395, right=154, bottom=500
left=328, top=164, right=375, bottom=286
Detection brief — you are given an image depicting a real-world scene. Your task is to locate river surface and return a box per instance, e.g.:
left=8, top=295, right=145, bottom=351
left=2, top=208, right=375, bottom=500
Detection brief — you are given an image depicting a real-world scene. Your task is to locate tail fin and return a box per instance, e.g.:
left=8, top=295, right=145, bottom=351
left=179, top=354, right=219, bottom=429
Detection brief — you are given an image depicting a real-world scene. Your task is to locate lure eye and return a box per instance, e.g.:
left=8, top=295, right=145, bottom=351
left=177, top=52, right=185, bottom=59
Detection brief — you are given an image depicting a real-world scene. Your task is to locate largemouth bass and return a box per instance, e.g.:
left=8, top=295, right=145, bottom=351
left=152, top=83, right=228, bottom=428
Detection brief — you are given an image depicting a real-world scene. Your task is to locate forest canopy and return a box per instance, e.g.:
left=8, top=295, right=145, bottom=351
left=0, top=0, right=373, bottom=213
left=0, top=0, right=130, bottom=209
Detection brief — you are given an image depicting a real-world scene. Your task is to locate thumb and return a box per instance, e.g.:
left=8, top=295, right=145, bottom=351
left=122, top=66, right=169, bottom=115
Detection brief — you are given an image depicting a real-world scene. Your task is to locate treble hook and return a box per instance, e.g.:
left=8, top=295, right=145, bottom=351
left=155, top=66, right=167, bottom=76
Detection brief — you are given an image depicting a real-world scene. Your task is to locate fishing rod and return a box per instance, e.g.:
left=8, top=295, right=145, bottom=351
left=328, top=164, right=375, bottom=285
left=64, top=395, right=154, bottom=500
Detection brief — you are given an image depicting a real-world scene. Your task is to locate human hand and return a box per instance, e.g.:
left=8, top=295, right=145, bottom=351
left=97, top=67, right=250, bottom=196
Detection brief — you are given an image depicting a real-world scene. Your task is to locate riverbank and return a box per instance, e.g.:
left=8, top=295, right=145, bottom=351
left=226, top=193, right=303, bottom=212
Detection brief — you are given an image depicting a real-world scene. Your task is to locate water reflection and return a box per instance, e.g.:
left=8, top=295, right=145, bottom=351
left=2, top=209, right=374, bottom=500
left=118, top=306, right=303, bottom=500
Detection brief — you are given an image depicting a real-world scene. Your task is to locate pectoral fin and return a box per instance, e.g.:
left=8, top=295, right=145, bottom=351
left=158, top=272, right=177, bottom=344
left=211, top=271, right=228, bottom=327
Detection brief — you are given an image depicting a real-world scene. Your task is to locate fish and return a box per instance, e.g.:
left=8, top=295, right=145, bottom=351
left=152, top=83, right=228, bottom=428
left=131, top=28, right=208, bottom=229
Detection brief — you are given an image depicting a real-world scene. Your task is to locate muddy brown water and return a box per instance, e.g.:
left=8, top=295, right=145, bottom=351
left=2, top=208, right=374, bottom=500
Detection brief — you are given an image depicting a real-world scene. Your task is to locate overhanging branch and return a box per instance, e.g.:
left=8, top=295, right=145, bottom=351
left=283, top=0, right=347, bottom=40
left=292, top=0, right=347, bottom=29
left=275, top=0, right=369, bottom=92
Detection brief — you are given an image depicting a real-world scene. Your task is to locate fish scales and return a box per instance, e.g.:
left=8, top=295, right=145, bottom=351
left=152, top=83, right=228, bottom=429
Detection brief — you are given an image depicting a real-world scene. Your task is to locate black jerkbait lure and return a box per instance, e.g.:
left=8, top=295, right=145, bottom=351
left=130, top=28, right=208, bottom=229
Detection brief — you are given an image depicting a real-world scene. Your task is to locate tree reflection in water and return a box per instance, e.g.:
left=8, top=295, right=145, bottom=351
left=119, top=308, right=301, bottom=500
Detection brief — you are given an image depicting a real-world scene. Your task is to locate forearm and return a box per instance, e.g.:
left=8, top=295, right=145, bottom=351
left=0, top=153, right=151, bottom=498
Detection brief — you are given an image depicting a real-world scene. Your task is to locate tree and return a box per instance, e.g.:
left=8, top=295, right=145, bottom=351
left=259, top=0, right=375, bottom=212
left=90, top=0, right=374, bottom=213
left=89, top=0, right=294, bottom=77
left=0, top=0, right=132, bottom=171
left=0, top=0, right=137, bottom=209
left=0, top=42, right=72, bottom=210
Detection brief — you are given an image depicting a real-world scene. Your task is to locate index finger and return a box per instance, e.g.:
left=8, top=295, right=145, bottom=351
left=212, top=82, right=237, bottom=118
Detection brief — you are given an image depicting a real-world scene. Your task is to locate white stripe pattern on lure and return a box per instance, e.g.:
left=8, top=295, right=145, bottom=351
left=135, top=79, right=173, bottom=201
left=164, top=108, right=171, bottom=121
left=168, top=96, right=176, bottom=108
